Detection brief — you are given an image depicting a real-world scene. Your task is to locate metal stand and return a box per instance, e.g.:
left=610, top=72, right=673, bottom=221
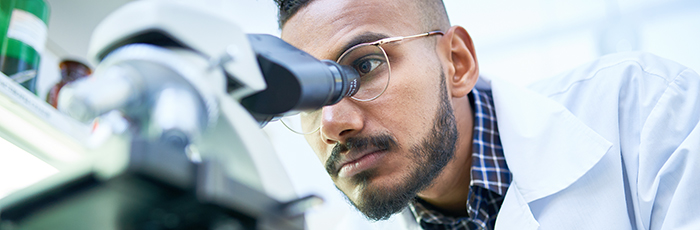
left=0, top=138, right=305, bottom=230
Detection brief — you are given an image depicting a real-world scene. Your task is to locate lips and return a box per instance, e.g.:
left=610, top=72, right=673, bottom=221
left=326, top=134, right=399, bottom=178
left=336, top=149, right=386, bottom=178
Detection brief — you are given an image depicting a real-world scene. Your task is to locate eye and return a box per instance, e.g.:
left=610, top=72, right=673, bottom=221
left=354, top=59, right=383, bottom=75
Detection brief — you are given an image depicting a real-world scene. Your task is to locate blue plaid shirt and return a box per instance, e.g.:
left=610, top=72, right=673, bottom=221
left=409, top=87, right=511, bottom=230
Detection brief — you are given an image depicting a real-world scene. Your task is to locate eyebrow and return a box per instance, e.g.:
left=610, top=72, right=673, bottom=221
left=334, top=32, right=390, bottom=60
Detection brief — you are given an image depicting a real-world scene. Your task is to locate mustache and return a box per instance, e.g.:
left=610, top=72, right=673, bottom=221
left=325, top=134, right=398, bottom=177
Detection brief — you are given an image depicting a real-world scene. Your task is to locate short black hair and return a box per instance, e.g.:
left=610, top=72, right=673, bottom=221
left=274, top=0, right=450, bottom=31
left=274, top=0, right=313, bottom=28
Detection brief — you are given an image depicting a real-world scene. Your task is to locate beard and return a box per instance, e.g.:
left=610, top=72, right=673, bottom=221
left=325, top=74, right=459, bottom=221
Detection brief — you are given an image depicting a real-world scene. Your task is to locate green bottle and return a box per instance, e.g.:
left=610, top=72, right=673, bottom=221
left=0, top=0, right=49, bottom=94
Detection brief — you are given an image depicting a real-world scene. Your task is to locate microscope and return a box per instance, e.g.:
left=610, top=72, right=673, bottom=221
left=0, top=1, right=359, bottom=229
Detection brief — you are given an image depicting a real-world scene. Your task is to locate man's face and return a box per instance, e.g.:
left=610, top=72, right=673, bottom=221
left=281, top=0, right=458, bottom=220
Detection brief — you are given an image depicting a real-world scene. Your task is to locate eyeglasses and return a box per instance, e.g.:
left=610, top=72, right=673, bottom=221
left=281, top=31, right=444, bottom=135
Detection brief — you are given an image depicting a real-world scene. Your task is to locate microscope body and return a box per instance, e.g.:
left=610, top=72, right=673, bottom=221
left=0, top=1, right=344, bottom=229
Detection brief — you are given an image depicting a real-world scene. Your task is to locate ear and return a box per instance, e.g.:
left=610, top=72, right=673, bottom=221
left=436, top=26, right=479, bottom=98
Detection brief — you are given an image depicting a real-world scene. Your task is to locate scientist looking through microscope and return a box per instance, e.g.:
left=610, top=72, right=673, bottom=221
left=273, top=0, right=700, bottom=229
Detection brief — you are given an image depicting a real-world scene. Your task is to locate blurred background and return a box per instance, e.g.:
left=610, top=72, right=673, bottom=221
left=1, top=0, right=698, bottom=229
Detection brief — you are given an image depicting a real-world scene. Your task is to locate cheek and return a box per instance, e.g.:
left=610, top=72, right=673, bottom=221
left=369, top=60, right=441, bottom=142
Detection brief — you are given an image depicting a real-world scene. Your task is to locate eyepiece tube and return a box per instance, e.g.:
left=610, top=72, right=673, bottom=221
left=321, top=60, right=360, bottom=105
left=241, top=34, right=362, bottom=125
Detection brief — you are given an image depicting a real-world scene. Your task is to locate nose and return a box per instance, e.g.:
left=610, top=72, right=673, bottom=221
left=319, top=99, right=363, bottom=144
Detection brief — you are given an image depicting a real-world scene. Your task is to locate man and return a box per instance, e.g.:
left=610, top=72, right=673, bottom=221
left=275, top=0, right=700, bottom=229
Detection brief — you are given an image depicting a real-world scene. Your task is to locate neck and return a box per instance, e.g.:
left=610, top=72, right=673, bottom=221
left=417, top=95, right=474, bottom=216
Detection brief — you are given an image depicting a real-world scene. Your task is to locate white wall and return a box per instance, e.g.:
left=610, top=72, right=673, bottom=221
left=449, top=0, right=700, bottom=86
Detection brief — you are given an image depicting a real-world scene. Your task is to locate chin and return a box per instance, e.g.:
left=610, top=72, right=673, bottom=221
left=337, top=169, right=419, bottom=221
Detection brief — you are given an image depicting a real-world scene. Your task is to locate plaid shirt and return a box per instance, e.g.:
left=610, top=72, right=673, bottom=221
left=408, top=88, right=512, bottom=230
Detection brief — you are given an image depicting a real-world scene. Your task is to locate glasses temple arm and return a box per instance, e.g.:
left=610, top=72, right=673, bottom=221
left=374, top=31, right=445, bottom=45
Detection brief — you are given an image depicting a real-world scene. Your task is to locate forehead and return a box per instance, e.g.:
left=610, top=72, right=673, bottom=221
left=281, top=0, right=423, bottom=60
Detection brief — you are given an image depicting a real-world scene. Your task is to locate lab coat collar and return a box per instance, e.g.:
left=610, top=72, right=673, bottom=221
left=476, top=76, right=612, bottom=227
left=493, top=182, right=540, bottom=229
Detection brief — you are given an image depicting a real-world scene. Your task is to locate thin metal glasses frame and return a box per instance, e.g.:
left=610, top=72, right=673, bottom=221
left=282, top=31, right=445, bottom=135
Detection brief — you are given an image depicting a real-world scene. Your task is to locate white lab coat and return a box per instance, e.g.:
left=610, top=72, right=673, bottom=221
left=400, top=52, right=700, bottom=230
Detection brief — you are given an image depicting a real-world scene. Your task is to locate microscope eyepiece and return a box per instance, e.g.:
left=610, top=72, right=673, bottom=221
left=321, top=60, right=360, bottom=104
left=241, top=34, right=361, bottom=125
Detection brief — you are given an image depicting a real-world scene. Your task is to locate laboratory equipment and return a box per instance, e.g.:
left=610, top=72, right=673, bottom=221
left=0, top=0, right=50, bottom=94
left=46, top=60, right=91, bottom=108
left=0, top=1, right=359, bottom=229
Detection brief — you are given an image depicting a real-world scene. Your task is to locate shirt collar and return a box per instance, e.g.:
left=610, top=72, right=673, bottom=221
left=469, top=87, right=511, bottom=196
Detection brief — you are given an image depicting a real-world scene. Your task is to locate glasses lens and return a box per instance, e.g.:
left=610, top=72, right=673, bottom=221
left=281, top=45, right=391, bottom=135
left=338, top=44, right=390, bottom=101
left=280, top=109, right=322, bottom=134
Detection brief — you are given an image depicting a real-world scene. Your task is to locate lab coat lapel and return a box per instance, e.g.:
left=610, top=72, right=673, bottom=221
left=477, top=76, right=613, bottom=225
left=494, top=182, right=539, bottom=230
